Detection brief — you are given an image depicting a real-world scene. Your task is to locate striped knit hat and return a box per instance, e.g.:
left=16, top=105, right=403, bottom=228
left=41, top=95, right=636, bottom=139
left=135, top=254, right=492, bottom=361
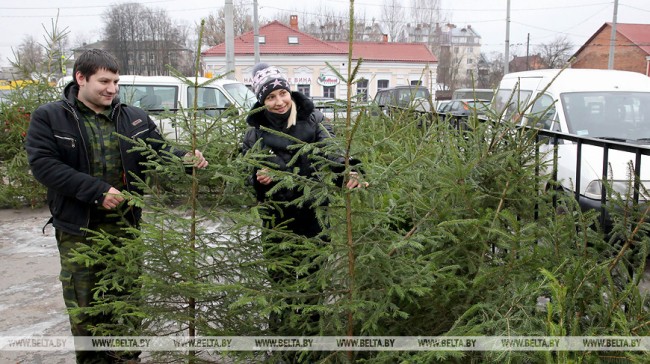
left=251, top=63, right=291, bottom=103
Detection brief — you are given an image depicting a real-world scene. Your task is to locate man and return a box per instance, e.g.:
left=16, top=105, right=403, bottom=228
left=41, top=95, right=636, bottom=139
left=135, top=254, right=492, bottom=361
left=25, top=49, right=208, bottom=363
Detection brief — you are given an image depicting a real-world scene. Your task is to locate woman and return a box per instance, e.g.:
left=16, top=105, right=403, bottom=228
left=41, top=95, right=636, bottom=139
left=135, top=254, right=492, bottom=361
left=241, top=63, right=364, bottom=337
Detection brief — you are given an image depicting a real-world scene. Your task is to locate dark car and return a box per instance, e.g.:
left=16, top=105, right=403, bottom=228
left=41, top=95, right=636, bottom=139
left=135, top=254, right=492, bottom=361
left=374, top=85, right=431, bottom=110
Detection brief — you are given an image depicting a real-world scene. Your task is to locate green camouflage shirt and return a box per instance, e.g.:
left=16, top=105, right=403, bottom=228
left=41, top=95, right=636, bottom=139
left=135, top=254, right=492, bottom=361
left=76, top=99, right=124, bottom=190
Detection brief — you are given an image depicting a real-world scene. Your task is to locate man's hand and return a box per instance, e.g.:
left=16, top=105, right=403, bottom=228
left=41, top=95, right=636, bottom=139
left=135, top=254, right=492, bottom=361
left=256, top=168, right=273, bottom=185
left=185, top=149, right=209, bottom=169
left=102, top=187, right=124, bottom=209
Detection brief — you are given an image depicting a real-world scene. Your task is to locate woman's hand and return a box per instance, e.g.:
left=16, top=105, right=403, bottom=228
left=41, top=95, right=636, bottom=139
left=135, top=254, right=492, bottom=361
left=346, top=171, right=369, bottom=189
left=256, top=168, right=273, bottom=185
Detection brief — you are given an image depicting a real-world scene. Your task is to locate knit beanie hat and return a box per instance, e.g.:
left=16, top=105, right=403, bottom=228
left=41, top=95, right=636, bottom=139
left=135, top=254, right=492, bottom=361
left=251, top=63, right=291, bottom=103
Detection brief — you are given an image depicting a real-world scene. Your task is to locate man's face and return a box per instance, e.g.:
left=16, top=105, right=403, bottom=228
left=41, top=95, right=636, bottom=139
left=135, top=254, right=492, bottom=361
left=76, top=68, right=119, bottom=113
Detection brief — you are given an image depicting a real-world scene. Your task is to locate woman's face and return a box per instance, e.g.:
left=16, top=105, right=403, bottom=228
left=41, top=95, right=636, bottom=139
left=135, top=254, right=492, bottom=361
left=263, top=89, right=292, bottom=114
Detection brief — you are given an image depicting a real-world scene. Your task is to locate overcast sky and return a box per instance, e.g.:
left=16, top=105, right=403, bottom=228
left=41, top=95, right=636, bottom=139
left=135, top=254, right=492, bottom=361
left=1, top=0, right=649, bottom=68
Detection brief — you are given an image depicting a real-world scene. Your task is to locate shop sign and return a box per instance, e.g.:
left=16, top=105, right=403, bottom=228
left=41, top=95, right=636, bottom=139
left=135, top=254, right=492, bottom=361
left=290, top=76, right=312, bottom=85
left=317, top=74, right=340, bottom=86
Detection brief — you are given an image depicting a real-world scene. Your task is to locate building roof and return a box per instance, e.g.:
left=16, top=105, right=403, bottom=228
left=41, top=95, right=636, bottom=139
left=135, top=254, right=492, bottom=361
left=328, top=41, right=436, bottom=63
left=202, top=21, right=437, bottom=63
left=573, top=22, right=650, bottom=58
left=202, top=21, right=346, bottom=56
left=616, top=23, right=650, bottom=55
left=508, top=54, right=545, bottom=71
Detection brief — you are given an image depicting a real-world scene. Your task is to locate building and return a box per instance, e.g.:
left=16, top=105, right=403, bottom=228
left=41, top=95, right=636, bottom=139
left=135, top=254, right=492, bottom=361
left=405, top=23, right=483, bottom=91
left=508, top=54, right=546, bottom=73
left=571, top=23, right=650, bottom=76
left=201, top=16, right=437, bottom=100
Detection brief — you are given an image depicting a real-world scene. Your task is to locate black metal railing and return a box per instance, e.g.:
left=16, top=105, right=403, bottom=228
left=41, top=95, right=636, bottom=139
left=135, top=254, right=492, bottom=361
left=341, top=103, right=650, bottom=227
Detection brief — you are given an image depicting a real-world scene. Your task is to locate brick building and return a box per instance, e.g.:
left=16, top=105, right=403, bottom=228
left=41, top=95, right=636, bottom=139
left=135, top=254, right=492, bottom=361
left=571, top=23, right=650, bottom=76
left=508, top=54, right=546, bottom=73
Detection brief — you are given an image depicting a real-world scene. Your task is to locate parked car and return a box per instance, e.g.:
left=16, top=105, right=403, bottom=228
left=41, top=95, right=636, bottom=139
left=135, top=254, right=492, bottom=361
left=374, top=85, right=431, bottom=110
left=452, top=88, right=494, bottom=102
left=494, top=68, right=650, bottom=219
left=57, top=75, right=256, bottom=141
left=311, top=96, right=361, bottom=121
left=439, top=98, right=490, bottom=117
left=435, top=100, right=452, bottom=113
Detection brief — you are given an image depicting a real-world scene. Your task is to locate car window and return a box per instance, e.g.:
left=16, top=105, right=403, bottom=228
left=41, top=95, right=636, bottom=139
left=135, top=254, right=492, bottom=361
left=119, top=85, right=178, bottom=111
left=375, top=91, right=386, bottom=105
left=527, top=94, right=557, bottom=130
left=224, top=83, right=256, bottom=110
left=188, top=87, right=231, bottom=116
left=561, top=91, right=650, bottom=139
left=493, top=88, right=533, bottom=121
left=449, top=101, right=462, bottom=112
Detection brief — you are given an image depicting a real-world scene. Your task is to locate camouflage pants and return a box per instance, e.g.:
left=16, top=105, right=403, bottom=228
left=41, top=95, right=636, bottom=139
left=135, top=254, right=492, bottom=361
left=56, top=221, right=142, bottom=364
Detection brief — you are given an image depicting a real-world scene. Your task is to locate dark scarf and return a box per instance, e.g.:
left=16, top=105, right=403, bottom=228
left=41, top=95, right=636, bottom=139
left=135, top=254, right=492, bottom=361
left=264, top=107, right=292, bottom=131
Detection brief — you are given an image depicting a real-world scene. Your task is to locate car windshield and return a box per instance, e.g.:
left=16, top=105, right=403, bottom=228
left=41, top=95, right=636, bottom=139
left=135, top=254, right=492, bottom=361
left=397, top=88, right=429, bottom=100
left=493, top=88, right=533, bottom=121
left=561, top=91, right=650, bottom=140
left=224, top=83, right=256, bottom=109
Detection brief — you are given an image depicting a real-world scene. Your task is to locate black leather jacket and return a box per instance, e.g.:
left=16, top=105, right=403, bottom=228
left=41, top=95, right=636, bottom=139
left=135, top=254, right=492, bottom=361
left=26, top=82, right=186, bottom=236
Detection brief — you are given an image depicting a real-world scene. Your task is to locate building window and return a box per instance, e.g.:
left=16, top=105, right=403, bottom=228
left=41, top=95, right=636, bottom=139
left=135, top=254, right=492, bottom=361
left=377, top=79, right=389, bottom=90
left=288, top=36, right=299, bottom=44
left=258, top=36, right=266, bottom=44
left=454, top=47, right=459, bottom=53
left=468, top=47, right=473, bottom=53
left=298, top=84, right=310, bottom=97
left=410, top=80, right=422, bottom=86
left=356, top=79, right=368, bottom=101
left=467, top=58, right=473, bottom=64
left=323, top=86, right=336, bottom=98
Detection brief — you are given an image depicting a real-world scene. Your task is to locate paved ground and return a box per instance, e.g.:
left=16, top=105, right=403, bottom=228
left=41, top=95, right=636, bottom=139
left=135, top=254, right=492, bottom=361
left=0, top=207, right=73, bottom=364
left=2, top=207, right=650, bottom=364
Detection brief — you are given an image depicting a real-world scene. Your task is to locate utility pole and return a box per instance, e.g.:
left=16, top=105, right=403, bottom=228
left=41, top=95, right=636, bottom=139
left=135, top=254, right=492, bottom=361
left=253, top=0, right=260, bottom=64
left=225, top=0, right=235, bottom=79
left=607, top=0, right=619, bottom=69
left=526, top=33, right=530, bottom=71
left=504, top=0, right=511, bottom=74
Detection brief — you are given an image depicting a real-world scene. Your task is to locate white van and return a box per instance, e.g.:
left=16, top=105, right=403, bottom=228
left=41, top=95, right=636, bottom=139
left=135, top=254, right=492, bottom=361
left=494, top=69, right=650, bottom=214
left=57, top=75, right=256, bottom=141
left=117, top=75, right=256, bottom=140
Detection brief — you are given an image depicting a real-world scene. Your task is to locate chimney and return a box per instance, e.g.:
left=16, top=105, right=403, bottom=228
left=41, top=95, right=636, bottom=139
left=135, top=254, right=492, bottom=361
left=290, top=15, right=298, bottom=30
left=382, top=34, right=388, bottom=43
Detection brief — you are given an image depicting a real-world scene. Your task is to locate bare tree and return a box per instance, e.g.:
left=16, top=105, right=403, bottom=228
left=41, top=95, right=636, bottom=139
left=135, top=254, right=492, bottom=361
left=535, top=35, right=574, bottom=68
left=104, top=3, right=192, bottom=75
left=12, top=36, right=45, bottom=78
left=477, top=52, right=504, bottom=89
left=381, top=0, right=405, bottom=42
left=269, top=6, right=374, bottom=42
left=9, top=14, right=69, bottom=82
left=202, top=0, right=253, bottom=46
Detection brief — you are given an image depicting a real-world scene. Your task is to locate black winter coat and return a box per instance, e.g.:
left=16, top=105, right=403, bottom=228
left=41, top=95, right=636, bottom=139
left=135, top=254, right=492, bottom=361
left=241, top=91, right=342, bottom=203
left=26, top=82, right=186, bottom=236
